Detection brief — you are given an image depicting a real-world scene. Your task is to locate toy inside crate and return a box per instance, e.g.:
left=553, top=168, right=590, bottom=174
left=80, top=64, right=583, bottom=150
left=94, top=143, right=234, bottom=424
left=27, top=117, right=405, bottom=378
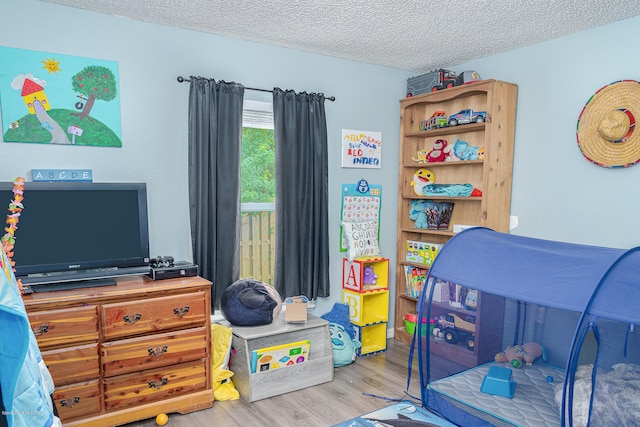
left=342, top=257, right=389, bottom=293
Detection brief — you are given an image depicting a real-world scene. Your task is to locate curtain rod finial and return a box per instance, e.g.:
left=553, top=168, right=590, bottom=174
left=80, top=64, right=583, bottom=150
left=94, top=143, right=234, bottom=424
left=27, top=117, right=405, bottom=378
left=177, top=76, right=186, bottom=83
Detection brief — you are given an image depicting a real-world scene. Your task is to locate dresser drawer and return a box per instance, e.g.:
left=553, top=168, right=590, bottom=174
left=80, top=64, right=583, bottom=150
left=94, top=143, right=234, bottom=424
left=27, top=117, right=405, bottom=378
left=101, top=326, right=208, bottom=377
left=42, top=343, right=99, bottom=386
left=101, top=291, right=206, bottom=339
left=28, top=305, right=98, bottom=349
left=52, top=379, right=102, bottom=423
left=104, top=359, right=208, bottom=410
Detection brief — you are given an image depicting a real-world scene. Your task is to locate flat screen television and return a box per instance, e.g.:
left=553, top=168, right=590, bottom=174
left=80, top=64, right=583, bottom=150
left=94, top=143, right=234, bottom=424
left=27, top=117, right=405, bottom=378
left=1, top=181, right=151, bottom=292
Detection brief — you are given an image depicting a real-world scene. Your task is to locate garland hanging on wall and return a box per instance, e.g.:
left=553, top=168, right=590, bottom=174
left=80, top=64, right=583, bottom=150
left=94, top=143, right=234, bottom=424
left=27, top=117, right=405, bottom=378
left=2, top=177, right=25, bottom=293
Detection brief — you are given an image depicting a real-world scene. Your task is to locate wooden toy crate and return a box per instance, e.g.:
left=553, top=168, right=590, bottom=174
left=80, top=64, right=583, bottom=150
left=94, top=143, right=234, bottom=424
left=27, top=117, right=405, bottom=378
left=342, top=257, right=389, bottom=293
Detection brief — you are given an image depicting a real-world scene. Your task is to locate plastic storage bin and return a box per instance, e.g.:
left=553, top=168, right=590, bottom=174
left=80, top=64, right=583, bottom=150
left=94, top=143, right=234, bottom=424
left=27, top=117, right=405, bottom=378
left=403, top=313, right=428, bottom=335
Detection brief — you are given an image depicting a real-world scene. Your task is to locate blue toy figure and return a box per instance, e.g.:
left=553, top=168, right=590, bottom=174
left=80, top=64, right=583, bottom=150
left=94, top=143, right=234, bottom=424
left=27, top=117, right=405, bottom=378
left=321, top=303, right=361, bottom=367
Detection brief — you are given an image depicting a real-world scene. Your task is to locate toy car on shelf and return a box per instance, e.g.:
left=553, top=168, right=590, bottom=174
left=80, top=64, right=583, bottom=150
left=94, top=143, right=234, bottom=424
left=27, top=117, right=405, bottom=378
left=420, top=110, right=448, bottom=131
left=447, top=109, right=486, bottom=126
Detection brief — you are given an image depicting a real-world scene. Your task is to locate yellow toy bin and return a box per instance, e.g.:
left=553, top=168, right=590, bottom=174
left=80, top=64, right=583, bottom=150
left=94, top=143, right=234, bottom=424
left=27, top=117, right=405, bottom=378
left=342, top=289, right=389, bottom=326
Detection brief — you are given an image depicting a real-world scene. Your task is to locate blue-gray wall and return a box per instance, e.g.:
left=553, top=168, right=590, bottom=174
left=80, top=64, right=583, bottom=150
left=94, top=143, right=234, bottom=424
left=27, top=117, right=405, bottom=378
left=1, top=0, right=639, bottom=324
left=455, top=17, right=640, bottom=249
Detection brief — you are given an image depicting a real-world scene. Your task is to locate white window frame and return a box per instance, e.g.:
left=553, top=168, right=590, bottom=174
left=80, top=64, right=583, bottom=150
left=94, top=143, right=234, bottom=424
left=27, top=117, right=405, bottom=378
left=243, top=99, right=273, bottom=130
left=241, top=99, right=275, bottom=212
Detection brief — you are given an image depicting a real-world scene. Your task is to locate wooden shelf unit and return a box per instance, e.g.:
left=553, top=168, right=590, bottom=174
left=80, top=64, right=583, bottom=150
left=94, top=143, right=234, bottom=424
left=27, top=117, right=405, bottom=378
left=394, top=80, right=517, bottom=367
left=22, top=275, right=213, bottom=427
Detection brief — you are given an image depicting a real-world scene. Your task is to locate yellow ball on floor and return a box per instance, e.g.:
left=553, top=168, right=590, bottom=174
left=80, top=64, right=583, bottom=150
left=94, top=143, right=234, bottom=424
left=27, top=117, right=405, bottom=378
left=156, top=413, right=169, bottom=426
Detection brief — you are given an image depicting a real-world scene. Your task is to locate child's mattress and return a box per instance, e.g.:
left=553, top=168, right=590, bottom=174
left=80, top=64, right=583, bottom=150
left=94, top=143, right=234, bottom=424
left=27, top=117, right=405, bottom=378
left=427, top=363, right=564, bottom=427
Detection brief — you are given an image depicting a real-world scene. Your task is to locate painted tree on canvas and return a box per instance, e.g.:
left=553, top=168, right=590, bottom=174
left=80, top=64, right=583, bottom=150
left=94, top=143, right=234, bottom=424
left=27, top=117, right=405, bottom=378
left=71, top=65, right=117, bottom=121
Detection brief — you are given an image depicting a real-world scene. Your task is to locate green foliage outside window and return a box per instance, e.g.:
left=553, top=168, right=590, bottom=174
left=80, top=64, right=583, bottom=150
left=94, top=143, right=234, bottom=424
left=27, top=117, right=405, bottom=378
left=241, top=127, right=275, bottom=203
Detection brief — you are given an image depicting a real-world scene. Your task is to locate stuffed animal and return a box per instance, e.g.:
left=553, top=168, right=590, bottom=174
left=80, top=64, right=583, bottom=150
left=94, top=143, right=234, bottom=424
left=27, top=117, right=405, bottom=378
left=409, top=200, right=430, bottom=229
left=321, top=303, right=361, bottom=367
left=444, top=142, right=460, bottom=161
left=495, top=342, right=547, bottom=368
left=410, top=168, right=435, bottom=196
left=452, top=138, right=480, bottom=161
left=426, top=139, right=449, bottom=162
left=464, top=289, right=478, bottom=310
left=412, top=149, right=430, bottom=163
left=363, top=265, right=377, bottom=285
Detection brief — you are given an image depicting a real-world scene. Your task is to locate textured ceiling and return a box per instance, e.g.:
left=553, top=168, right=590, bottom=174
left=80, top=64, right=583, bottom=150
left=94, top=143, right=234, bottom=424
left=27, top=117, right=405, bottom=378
left=39, top=0, right=640, bottom=72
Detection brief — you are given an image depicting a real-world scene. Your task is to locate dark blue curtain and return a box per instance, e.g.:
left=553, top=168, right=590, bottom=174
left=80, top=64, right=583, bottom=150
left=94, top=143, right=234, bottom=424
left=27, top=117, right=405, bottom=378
left=188, top=77, right=244, bottom=308
left=272, top=89, right=330, bottom=300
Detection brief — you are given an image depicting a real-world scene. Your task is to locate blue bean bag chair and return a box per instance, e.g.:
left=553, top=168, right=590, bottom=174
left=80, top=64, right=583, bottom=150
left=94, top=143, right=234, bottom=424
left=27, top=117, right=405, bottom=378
left=221, top=279, right=282, bottom=326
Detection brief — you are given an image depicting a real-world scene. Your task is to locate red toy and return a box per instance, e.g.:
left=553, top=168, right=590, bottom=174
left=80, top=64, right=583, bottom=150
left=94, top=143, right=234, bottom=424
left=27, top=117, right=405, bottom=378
left=426, top=139, right=449, bottom=162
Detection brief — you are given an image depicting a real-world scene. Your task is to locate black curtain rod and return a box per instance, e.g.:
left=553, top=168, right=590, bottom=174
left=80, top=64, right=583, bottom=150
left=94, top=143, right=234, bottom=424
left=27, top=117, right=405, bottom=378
left=176, top=76, right=335, bottom=102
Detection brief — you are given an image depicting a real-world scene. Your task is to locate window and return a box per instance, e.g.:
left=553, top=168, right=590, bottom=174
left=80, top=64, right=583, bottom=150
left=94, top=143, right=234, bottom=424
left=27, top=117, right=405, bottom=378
left=240, top=100, right=275, bottom=284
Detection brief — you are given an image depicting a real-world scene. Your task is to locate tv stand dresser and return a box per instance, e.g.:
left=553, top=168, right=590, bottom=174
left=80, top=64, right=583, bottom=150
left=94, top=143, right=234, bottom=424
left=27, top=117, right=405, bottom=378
left=22, top=275, right=213, bottom=427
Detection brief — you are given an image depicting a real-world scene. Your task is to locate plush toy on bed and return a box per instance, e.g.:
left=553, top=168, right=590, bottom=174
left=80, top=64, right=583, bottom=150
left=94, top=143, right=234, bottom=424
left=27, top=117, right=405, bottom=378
left=495, top=342, right=547, bottom=368
left=321, top=303, right=361, bottom=367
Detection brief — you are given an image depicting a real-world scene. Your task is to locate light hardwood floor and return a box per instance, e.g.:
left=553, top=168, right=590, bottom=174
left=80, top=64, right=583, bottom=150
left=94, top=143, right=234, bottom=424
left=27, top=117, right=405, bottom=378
left=123, top=339, right=451, bottom=427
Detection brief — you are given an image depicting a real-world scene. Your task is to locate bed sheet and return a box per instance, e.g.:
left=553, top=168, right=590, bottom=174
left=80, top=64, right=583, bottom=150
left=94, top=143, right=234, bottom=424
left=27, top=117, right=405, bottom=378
left=427, top=362, right=564, bottom=427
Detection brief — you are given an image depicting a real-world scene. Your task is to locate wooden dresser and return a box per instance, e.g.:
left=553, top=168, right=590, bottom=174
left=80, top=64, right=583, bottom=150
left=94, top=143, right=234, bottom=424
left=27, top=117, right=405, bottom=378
left=22, top=275, right=213, bottom=427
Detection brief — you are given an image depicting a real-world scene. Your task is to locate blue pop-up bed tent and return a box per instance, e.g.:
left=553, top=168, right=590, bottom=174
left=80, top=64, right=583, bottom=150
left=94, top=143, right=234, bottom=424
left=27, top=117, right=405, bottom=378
left=416, top=227, right=640, bottom=427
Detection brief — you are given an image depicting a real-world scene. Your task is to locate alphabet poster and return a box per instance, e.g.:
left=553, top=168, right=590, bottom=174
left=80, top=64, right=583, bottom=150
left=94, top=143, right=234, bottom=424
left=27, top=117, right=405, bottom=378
left=340, top=179, right=382, bottom=252
left=341, top=129, right=382, bottom=168
left=0, top=46, right=122, bottom=147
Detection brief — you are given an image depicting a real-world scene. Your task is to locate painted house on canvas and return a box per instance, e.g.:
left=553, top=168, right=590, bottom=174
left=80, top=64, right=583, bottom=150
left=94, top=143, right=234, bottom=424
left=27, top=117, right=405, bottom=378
left=21, top=78, right=50, bottom=114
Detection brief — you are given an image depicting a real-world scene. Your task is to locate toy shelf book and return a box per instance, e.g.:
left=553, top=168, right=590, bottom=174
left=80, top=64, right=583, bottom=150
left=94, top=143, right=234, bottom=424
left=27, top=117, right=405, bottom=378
left=250, top=340, right=310, bottom=373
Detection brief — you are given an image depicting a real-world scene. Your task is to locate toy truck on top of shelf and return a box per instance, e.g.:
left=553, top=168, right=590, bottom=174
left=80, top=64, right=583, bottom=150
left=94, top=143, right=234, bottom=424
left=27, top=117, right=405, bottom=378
left=407, top=69, right=457, bottom=97
left=447, top=109, right=487, bottom=126
left=439, top=313, right=476, bottom=350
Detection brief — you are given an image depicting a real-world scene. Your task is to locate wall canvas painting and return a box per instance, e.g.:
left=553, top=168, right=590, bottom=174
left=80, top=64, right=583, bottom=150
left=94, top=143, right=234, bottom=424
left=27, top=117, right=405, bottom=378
left=341, top=129, right=382, bottom=168
left=0, top=46, right=122, bottom=147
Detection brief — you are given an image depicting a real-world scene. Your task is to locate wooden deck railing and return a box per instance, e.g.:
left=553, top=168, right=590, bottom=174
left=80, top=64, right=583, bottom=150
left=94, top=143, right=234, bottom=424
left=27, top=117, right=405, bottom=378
left=240, top=204, right=275, bottom=284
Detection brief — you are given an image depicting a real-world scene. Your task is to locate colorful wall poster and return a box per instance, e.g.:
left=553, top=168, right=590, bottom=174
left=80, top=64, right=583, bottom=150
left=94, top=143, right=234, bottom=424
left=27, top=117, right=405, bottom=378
left=250, top=340, right=310, bottom=373
left=340, top=179, right=382, bottom=252
left=341, top=129, right=382, bottom=168
left=0, top=46, right=122, bottom=147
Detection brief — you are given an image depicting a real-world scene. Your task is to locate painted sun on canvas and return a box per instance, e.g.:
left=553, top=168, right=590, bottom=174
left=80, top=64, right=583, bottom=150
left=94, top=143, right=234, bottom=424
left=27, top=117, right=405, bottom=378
left=0, top=46, right=122, bottom=147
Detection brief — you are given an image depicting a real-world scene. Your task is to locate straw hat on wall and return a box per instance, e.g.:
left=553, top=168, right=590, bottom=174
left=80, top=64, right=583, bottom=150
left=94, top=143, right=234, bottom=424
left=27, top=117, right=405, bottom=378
left=577, top=80, right=640, bottom=168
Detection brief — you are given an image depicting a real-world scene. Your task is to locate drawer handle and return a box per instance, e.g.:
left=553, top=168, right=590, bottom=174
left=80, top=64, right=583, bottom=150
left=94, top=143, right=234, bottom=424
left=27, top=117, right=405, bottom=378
left=148, top=345, right=168, bottom=357
left=148, top=377, right=168, bottom=389
left=32, top=324, right=49, bottom=336
left=123, top=313, right=142, bottom=324
left=60, top=396, right=80, bottom=408
left=173, top=306, right=190, bottom=317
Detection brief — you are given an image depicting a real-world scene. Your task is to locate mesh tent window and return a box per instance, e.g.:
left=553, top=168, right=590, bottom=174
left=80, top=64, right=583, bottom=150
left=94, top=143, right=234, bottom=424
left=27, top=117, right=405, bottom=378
left=416, top=227, right=640, bottom=427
